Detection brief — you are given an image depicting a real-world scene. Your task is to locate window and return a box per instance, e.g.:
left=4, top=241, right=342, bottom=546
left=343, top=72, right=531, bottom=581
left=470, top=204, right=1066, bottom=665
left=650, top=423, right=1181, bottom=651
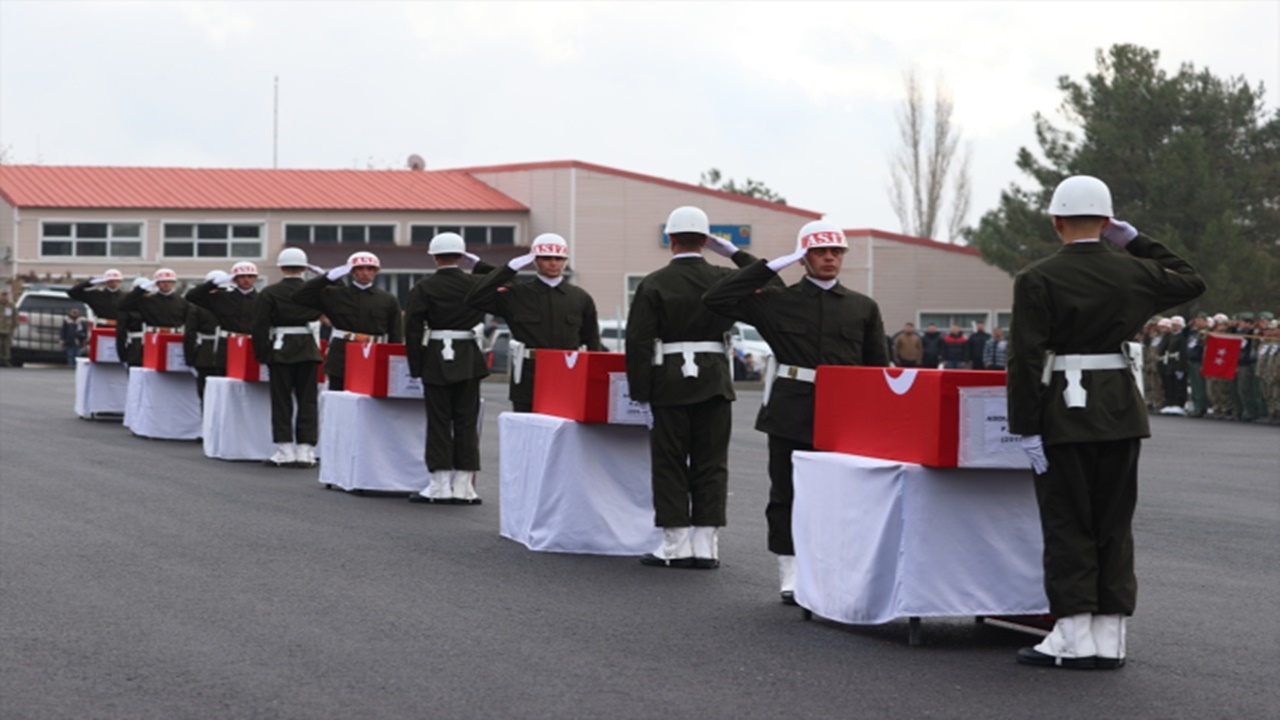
left=624, top=274, right=645, bottom=315
left=163, top=223, right=263, bottom=258
left=409, top=224, right=517, bottom=247
left=995, top=312, right=1013, bottom=332
left=918, top=311, right=991, bottom=332
left=285, top=223, right=396, bottom=245
left=374, top=271, right=427, bottom=306
left=40, top=221, right=144, bottom=258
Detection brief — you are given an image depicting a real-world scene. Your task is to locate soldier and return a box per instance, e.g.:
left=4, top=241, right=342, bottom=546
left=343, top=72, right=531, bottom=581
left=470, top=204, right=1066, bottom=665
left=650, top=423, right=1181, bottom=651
left=1184, top=314, right=1209, bottom=418
left=1206, top=313, right=1235, bottom=419
left=404, top=233, right=495, bottom=504
left=68, top=268, right=128, bottom=327
left=116, top=278, right=149, bottom=368
left=465, top=234, right=603, bottom=412
left=706, top=219, right=888, bottom=600
left=1158, top=317, right=1188, bottom=415
left=0, top=289, right=15, bottom=367
left=252, top=248, right=325, bottom=468
left=184, top=270, right=223, bottom=400
left=1007, top=176, right=1204, bottom=670
left=1231, top=312, right=1260, bottom=422
left=185, top=261, right=259, bottom=400
left=1141, top=318, right=1165, bottom=411
left=118, top=268, right=191, bottom=338
left=1259, top=314, right=1279, bottom=423
left=624, top=206, right=762, bottom=571
left=293, top=251, right=403, bottom=392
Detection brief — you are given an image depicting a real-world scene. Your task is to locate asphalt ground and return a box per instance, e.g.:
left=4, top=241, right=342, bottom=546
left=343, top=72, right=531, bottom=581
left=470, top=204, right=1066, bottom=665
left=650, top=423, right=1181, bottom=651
left=1, top=367, right=1277, bottom=720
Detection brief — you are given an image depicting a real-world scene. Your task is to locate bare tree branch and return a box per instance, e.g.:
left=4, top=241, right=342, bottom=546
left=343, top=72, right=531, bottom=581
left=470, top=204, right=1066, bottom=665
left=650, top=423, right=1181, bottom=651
left=887, top=69, right=972, bottom=241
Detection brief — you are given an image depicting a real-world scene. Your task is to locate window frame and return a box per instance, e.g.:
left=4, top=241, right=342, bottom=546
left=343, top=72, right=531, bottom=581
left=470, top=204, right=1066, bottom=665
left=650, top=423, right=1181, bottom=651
left=38, top=219, right=148, bottom=259
left=283, top=222, right=400, bottom=246
left=161, top=220, right=267, bottom=260
left=408, top=223, right=519, bottom=248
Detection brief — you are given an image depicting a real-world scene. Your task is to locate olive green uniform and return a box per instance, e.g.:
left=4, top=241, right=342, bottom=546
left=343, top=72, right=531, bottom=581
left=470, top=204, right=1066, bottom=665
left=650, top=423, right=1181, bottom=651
left=1185, top=328, right=1208, bottom=416
left=624, top=252, right=759, bottom=529
left=705, top=260, right=889, bottom=553
left=1007, top=235, right=1204, bottom=618
left=253, top=277, right=324, bottom=445
left=465, top=266, right=603, bottom=412
left=118, top=289, right=190, bottom=331
left=68, top=281, right=126, bottom=322
left=185, top=282, right=257, bottom=400
left=183, top=303, right=219, bottom=399
left=404, top=263, right=494, bottom=472
left=0, top=297, right=15, bottom=365
left=293, top=276, right=403, bottom=391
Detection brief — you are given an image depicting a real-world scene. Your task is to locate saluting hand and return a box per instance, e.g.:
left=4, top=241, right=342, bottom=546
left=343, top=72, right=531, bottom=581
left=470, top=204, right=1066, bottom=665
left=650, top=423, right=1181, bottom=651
left=508, top=253, right=537, bottom=272
left=211, top=272, right=233, bottom=286
left=460, top=252, right=481, bottom=269
left=326, top=264, right=353, bottom=281
left=307, top=264, right=326, bottom=276
left=766, top=247, right=808, bottom=273
left=707, top=236, right=739, bottom=258
left=90, top=277, right=110, bottom=286
left=1102, top=219, right=1138, bottom=248
left=138, top=278, right=157, bottom=292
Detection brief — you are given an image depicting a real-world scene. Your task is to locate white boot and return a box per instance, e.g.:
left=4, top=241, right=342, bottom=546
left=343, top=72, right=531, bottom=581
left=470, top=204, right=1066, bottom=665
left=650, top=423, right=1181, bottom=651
left=691, top=526, right=721, bottom=569
left=411, top=470, right=453, bottom=504
left=1019, top=613, right=1097, bottom=668
left=266, top=442, right=296, bottom=467
left=295, top=443, right=317, bottom=467
left=451, top=470, right=480, bottom=505
left=1091, top=614, right=1127, bottom=669
left=778, top=555, right=798, bottom=605
left=640, top=527, right=693, bottom=567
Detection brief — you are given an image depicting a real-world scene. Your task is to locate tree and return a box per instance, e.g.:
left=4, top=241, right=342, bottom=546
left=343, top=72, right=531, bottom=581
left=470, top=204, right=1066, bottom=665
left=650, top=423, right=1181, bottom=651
left=888, top=69, right=972, bottom=243
left=699, top=168, right=786, bottom=205
left=967, top=44, right=1280, bottom=313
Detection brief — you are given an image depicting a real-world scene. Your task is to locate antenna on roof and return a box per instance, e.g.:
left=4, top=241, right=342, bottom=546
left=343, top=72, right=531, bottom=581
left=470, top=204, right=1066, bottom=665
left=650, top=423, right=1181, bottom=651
left=407, top=154, right=426, bottom=171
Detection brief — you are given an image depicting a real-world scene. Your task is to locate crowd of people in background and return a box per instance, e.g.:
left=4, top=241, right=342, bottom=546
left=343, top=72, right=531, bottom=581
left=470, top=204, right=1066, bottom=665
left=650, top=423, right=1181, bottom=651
left=889, top=321, right=1007, bottom=371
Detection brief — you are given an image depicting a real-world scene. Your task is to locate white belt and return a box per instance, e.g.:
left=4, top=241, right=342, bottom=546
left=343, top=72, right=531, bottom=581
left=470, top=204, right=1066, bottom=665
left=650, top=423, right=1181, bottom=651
left=143, top=325, right=183, bottom=335
left=509, top=340, right=533, bottom=384
left=653, top=340, right=728, bottom=378
left=217, top=328, right=250, bottom=338
left=271, top=325, right=313, bottom=350
left=127, top=331, right=144, bottom=341
left=1041, top=352, right=1130, bottom=408
left=424, top=329, right=480, bottom=362
left=331, top=328, right=386, bottom=343
left=196, top=332, right=219, bottom=344
left=762, top=356, right=815, bottom=406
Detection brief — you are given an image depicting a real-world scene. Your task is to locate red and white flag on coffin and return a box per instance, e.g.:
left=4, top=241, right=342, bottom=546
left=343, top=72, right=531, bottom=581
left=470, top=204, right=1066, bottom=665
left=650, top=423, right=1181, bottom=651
left=1202, top=334, right=1243, bottom=379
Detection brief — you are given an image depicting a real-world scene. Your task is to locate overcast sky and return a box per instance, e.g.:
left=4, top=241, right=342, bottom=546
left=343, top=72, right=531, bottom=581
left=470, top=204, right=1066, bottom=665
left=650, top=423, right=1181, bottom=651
left=2, top=1, right=1276, bottom=237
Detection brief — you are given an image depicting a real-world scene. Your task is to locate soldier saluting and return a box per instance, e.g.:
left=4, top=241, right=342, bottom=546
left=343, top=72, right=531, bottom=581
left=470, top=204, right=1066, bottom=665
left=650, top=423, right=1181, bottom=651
left=404, top=233, right=495, bottom=505
left=185, top=261, right=260, bottom=400
left=465, top=233, right=603, bottom=412
left=624, top=206, right=761, bottom=571
left=1008, top=175, right=1205, bottom=670
left=293, top=251, right=403, bottom=392
left=704, top=220, right=888, bottom=602
left=118, top=268, right=190, bottom=338
left=68, top=268, right=127, bottom=326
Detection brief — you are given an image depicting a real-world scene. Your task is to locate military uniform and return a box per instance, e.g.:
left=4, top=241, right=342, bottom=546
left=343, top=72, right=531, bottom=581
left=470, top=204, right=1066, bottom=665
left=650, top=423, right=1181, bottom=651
left=116, top=310, right=145, bottom=367
left=185, top=281, right=257, bottom=399
left=1158, top=329, right=1188, bottom=411
left=624, top=251, right=759, bottom=542
left=293, top=275, right=403, bottom=391
left=1185, top=326, right=1208, bottom=417
left=0, top=295, right=16, bottom=366
left=404, top=262, right=494, bottom=477
left=1008, top=234, right=1204, bottom=619
left=465, top=266, right=603, bottom=411
left=252, top=276, right=324, bottom=448
left=1231, top=320, right=1260, bottom=422
left=1142, top=328, right=1164, bottom=410
left=705, top=260, right=889, bottom=555
left=68, top=281, right=126, bottom=323
left=183, top=302, right=220, bottom=399
left=118, top=289, right=190, bottom=335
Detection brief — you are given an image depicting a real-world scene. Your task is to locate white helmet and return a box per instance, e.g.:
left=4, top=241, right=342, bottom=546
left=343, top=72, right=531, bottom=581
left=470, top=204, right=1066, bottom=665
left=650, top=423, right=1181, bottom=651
left=205, top=269, right=223, bottom=282
left=1212, top=313, right=1229, bottom=324
left=1170, top=315, right=1186, bottom=327
left=154, top=268, right=178, bottom=282
left=1157, top=318, right=1172, bottom=329
left=1049, top=175, right=1113, bottom=217
left=103, top=268, right=124, bottom=281
left=347, top=251, right=381, bottom=268
left=428, top=232, right=466, bottom=255
left=277, top=247, right=308, bottom=267
left=530, top=233, right=569, bottom=258
left=796, top=220, right=848, bottom=252
left=131, top=276, right=149, bottom=290
left=666, top=206, right=711, bottom=237
left=231, top=261, right=259, bottom=278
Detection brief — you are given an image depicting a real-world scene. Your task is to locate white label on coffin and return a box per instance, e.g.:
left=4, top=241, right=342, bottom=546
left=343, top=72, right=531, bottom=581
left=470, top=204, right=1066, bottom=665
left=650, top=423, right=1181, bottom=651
left=957, top=386, right=1030, bottom=469
left=94, top=334, right=119, bottom=364
left=164, top=341, right=190, bottom=373
left=608, top=372, right=653, bottom=426
left=386, top=355, right=423, bottom=398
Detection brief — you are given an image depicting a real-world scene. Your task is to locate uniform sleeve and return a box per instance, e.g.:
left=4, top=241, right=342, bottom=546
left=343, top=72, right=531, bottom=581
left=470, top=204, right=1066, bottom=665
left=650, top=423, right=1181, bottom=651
left=292, top=276, right=332, bottom=312
left=624, top=281, right=657, bottom=403
left=183, top=281, right=219, bottom=311
left=580, top=293, right=603, bottom=352
left=1125, top=234, right=1206, bottom=308
left=251, top=291, right=274, bottom=364
left=117, top=288, right=146, bottom=313
left=702, top=260, right=778, bottom=325
left=471, top=261, right=496, bottom=276
left=67, top=281, right=92, bottom=303
left=386, top=296, right=404, bottom=344
left=404, top=286, right=427, bottom=378
left=465, top=264, right=516, bottom=315
left=183, top=305, right=200, bottom=362
left=863, top=301, right=890, bottom=367
left=1007, top=271, right=1050, bottom=437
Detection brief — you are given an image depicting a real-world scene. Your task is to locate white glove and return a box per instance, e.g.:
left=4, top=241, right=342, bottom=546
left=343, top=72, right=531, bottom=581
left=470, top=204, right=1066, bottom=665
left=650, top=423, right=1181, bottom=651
left=307, top=264, right=325, bottom=275
left=1102, top=219, right=1138, bottom=248
left=138, top=278, right=157, bottom=292
left=326, top=264, right=353, bottom=281
left=767, top=247, right=808, bottom=273
left=508, top=253, right=537, bottom=271
left=90, top=277, right=110, bottom=285
left=1020, top=435, right=1050, bottom=475
left=211, top=272, right=232, bottom=286
left=460, top=252, right=481, bottom=269
left=707, top=236, right=738, bottom=258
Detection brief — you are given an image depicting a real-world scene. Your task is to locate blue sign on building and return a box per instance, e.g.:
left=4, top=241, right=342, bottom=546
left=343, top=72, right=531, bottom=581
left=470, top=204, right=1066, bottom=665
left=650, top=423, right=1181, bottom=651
left=661, top=224, right=751, bottom=247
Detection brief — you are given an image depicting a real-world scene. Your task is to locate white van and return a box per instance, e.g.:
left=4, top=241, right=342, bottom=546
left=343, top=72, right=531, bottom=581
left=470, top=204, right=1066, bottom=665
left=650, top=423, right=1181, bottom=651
left=598, top=319, right=626, bottom=352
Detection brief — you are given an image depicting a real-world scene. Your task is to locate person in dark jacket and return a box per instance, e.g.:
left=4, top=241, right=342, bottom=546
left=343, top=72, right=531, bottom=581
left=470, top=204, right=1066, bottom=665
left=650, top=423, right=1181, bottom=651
left=68, top=267, right=127, bottom=325
left=118, top=268, right=190, bottom=333
left=403, top=233, right=494, bottom=505
left=293, top=251, right=403, bottom=392
left=60, top=307, right=89, bottom=365
left=1008, top=175, right=1204, bottom=670
left=183, top=270, right=223, bottom=400
left=185, top=261, right=259, bottom=400
left=626, top=206, right=761, bottom=570
left=465, top=234, right=603, bottom=412
left=941, top=324, right=968, bottom=368
left=253, top=248, right=326, bottom=468
left=967, top=322, right=991, bottom=369
left=705, top=219, right=888, bottom=602
left=920, top=323, right=943, bottom=369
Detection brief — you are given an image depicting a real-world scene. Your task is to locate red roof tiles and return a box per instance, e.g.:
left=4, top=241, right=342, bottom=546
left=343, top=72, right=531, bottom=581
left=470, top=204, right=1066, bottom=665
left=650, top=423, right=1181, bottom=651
left=0, top=165, right=528, bottom=212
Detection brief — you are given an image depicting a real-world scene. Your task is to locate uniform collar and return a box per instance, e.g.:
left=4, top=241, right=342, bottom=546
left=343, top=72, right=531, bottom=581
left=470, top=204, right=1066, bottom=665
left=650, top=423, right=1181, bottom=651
left=353, top=281, right=374, bottom=290
left=537, top=275, right=564, bottom=288
left=1059, top=241, right=1109, bottom=254
left=800, top=277, right=848, bottom=295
